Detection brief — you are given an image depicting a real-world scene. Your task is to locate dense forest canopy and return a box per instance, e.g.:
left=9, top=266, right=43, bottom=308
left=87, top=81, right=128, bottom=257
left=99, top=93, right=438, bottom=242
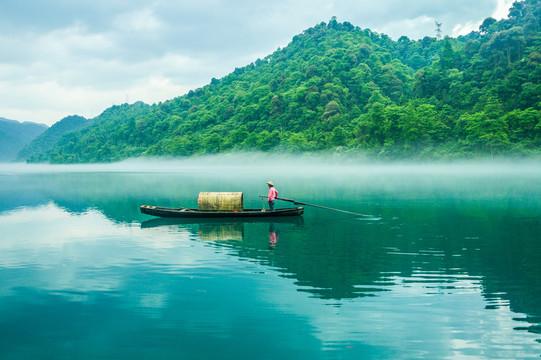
left=24, top=0, right=541, bottom=163
left=17, top=115, right=89, bottom=162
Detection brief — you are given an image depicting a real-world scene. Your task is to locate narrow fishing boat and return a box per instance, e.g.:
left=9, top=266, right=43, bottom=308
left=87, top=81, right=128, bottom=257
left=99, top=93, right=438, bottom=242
left=140, top=192, right=304, bottom=219
left=140, top=205, right=304, bottom=218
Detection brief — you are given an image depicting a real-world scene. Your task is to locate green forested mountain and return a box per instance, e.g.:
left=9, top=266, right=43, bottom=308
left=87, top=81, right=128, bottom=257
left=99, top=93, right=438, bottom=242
left=42, top=0, right=540, bottom=163
left=0, top=118, right=48, bottom=162
left=17, top=115, right=90, bottom=162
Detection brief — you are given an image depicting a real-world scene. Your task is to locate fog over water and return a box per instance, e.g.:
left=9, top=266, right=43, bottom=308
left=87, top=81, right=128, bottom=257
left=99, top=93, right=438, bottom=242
left=2, top=155, right=539, bottom=217
left=3, top=155, right=540, bottom=204
left=3, top=154, right=541, bottom=175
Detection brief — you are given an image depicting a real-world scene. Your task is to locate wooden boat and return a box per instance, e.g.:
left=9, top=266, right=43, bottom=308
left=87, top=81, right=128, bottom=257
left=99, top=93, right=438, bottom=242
left=140, top=205, right=304, bottom=218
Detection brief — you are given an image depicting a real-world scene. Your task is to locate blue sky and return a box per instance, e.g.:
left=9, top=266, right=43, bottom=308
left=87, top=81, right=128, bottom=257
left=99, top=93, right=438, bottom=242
left=0, top=0, right=515, bottom=126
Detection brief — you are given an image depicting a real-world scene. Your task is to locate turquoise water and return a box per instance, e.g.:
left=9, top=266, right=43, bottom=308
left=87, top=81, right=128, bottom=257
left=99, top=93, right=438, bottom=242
left=0, top=159, right=540, bottom=359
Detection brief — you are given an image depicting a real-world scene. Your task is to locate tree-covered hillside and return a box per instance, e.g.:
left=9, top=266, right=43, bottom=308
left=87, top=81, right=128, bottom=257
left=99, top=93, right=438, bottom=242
left=0, top=118, right=48, bottom=162
left=40, top=0, right=540, bottom=163
left=18, top=115, right=91, bottom=162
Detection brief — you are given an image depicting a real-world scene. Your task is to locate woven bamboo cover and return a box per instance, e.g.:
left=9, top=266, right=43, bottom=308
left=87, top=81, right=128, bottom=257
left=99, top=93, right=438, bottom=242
left=197, top=192, right=244, bottom=211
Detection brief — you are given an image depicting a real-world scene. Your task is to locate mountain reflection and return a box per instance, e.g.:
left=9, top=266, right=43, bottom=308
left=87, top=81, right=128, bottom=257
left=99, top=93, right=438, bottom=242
left=141, top=215, right=393, bottom=299
left=1, top=163, right=541, bottom=350
left=139, top=207, right=541, bottom=338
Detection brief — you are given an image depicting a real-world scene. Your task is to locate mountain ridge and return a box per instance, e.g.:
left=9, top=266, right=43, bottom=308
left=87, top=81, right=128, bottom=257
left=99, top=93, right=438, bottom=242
left=17, top=115, right=91, bottom=162
left=0, top=118, right=48, bottom=162
left=24, top=0, right=541, bottom=163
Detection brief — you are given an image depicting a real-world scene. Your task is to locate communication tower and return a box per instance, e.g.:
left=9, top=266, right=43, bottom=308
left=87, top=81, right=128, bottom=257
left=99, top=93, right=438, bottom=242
left=435, top=21, right=442, bottom=40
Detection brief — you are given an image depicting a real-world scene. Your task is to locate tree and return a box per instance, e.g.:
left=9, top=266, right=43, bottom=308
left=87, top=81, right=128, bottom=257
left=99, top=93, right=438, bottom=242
left=440, top=38, right=455, bottom=69
left=480, top=17, right=497, bottom=34
left=331, top=126, right=348, bottom=146
left=504, top=108, right=540, bottom=143
left=284, top=132, right=310, bottom=152
left=204, top=133, right=223, bottom=154
left=461, top=112, right=510, bottom=156
left=322, top=100, right=342, bottom=120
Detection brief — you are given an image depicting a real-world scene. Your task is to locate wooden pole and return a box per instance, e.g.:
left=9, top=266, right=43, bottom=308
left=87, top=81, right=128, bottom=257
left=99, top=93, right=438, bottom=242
left=260, top=196, right=372, bottom=217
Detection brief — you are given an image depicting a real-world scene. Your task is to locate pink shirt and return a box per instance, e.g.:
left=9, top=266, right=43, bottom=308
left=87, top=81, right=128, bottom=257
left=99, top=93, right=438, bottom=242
left=268, top=187, right=278, bottom=201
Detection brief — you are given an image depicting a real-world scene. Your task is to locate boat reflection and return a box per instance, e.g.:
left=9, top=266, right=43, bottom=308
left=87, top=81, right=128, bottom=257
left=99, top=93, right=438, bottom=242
left=141, top=216, right=304, bottom=228
left=198, top=223, right=244, bottom=241
left=141, top=216, right=303, bottom=245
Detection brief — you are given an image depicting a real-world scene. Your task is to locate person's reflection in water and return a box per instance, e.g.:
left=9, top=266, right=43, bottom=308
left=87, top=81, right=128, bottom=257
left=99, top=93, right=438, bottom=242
left=268, top=223, right=279, bottom=249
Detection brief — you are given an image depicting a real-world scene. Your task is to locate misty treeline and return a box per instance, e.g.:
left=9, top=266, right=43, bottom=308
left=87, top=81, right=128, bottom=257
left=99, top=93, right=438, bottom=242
left=22, top=0, right=540, bottom=163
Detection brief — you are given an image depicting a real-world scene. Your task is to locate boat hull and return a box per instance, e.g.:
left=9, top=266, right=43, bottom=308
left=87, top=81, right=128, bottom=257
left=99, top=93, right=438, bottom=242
left=140, top=205, right=304, bottom=218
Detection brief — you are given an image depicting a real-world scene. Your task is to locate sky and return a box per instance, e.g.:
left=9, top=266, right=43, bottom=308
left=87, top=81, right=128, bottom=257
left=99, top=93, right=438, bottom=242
left=0, top=0, right=516, bottom=127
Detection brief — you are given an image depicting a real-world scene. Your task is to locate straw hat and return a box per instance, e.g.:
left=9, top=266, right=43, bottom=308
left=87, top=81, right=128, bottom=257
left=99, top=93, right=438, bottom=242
left=266, top=181, right=274, bottom=186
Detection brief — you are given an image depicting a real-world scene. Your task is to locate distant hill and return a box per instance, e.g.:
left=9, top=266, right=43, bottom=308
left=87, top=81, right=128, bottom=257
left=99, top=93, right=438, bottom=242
left=17, top=115, right=90, bottom=162
left=36, top=0, right=541, bottom=163
left=0, top=118, right=48, bottom=162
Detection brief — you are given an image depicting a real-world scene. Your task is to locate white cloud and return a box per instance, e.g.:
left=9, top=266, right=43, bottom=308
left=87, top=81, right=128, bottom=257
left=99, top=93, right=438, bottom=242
left=127, top=75, right=193, bottom=105
left=378, top=15, right=436, bottom=40
left=0, top=0, right=518, bottom=126
left=113, top=7, right=164, bottom=32
left=0, top=75, right=194, bottom=124
left=453, top=21, right=480, bottom=37
left=452, top=0, right=514, bottom=37
left=40, top=24, right=115, bottom=59
left=0, top=26, right=211, bottom=123
left=492, top=0, right=515, bottom=19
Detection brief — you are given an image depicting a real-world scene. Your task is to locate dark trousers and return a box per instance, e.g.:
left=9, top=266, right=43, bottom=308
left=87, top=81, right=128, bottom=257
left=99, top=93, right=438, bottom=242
left=268, top=200, right=275, bottom=211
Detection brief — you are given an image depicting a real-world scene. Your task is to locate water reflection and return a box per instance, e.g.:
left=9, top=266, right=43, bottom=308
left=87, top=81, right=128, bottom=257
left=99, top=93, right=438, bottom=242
left=268, top=223, right=278, bottom=249
left=2, top=162, right=541, bottom=358
left=137, top=205, right=541, bottom=348
left=1, top=201, right=540, bottom=358
left=198, top=223, right=244, bottom=241
left=140, top=216, right=304, bottom=228
left=141, top=217, right=303, bottom=246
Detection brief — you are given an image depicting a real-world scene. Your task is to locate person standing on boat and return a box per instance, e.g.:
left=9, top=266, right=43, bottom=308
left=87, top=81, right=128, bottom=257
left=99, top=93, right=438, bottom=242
left=267, top=181, right=278, bottom=211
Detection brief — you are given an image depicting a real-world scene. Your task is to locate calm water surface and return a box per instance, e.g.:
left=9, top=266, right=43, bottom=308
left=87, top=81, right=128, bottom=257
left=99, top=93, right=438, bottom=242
left=0, top=159, right=540, bottom=359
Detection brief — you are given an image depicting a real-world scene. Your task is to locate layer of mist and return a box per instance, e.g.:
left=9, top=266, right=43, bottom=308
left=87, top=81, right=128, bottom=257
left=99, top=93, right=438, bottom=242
left=2, top=153, right=541, bottom=177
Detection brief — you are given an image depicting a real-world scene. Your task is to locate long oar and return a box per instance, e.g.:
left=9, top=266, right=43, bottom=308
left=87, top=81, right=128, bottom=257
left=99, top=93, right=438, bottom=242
left=260, top=196, right=372, bottom=217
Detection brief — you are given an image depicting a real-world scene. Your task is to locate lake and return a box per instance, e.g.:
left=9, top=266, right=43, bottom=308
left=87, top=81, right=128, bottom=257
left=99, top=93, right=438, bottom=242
left=0, top=157, right=540, bottom=359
